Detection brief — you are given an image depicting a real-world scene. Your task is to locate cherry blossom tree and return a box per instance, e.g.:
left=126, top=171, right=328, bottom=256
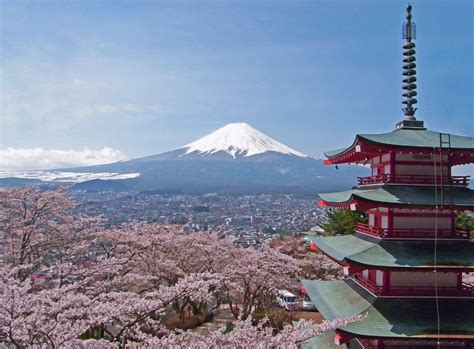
left=271, top=235, right=342, bottom=280
left=0, top=186, right=102, bottom=279
left=0, top=187, right=357, bottom=347
left=216, top=245, right=301, bottom=319
left=146, top=316, right=361, bottom=348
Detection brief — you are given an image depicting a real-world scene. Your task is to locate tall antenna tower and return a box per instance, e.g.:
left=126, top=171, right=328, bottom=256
left=402, top=4, right=418, bottom=119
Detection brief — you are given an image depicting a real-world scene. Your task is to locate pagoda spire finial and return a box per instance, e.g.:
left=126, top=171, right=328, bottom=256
left=402, top=4, right=417, bottom=120
left=396, top=4, right=425, bottom=129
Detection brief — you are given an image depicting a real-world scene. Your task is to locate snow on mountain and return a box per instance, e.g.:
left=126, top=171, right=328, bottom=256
left=180, top=123, right=308, bottom=158
left=0, top=171, right=140, bottom=183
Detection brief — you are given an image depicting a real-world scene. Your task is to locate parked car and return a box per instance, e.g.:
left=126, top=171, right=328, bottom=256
left=301, top=294, right=316, bottom=311
left=277, top=289, right=299, bottom=311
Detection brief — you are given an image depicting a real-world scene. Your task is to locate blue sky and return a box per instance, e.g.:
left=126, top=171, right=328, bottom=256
left=1, top=0, right=472, bottom=169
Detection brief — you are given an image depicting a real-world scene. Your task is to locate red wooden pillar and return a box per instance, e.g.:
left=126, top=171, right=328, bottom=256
left=451, top=209, right=456, bottom=235
left=457, top=272, right=462, bottom=290
left=447, top=150, right=452, bottom=181
left=389, top=151, right=395, bottom=182
left=387, top=208, right=394, bottom=237
left=374, top=209, right=379, bottom=231
left=382, top=270, right=390, bottom=295
left=369, top=270, right=377, bottom=283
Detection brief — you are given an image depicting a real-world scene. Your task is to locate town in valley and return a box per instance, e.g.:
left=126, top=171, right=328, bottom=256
left=70, top=190, right=328, bottom=246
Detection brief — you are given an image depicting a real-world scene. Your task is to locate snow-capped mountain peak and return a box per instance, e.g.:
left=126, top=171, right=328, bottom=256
left=180, top=123, right=308, bottom=158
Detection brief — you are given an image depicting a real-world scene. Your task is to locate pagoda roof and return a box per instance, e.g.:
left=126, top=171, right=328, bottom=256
left=306, top=234, right=474, bottom=269
left=324, top=128, right=474, bottom=165
left=301, top=278, right=474, bottom=339
left=300, top=330, right=358, bottom=349
left=318, top=185, right=474, bottom=209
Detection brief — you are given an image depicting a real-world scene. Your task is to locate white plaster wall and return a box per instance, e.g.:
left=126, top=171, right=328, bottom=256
left=381, top=216, right=388, bottom=229
left=395, top=153, right=448, bottom=162
left=376, top=270, right=384, bottom=286
left=393, top=216, right=451, bottom=230
left=369, top=214, right=375, bottom=226
left=394, top=164, right=448, bottom=176
left=390, top=272, right=457, bottom=287
left=362, top=270, right=369, bottom=278
left=394, top=208, right=451, bottom=214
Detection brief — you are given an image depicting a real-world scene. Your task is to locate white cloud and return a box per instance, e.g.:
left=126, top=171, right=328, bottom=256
left=0, top=47, right=168, bottom=137
left=78, top=103, right=164, bottom=118
left=0, top=147, right=127, bottom=171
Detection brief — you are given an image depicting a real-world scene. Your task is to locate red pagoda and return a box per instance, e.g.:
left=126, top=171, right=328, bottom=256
left=302, top=5, right=474, bottom=349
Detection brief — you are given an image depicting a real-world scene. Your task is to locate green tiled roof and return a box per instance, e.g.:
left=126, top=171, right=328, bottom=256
left=307, top=234, right=375, bottom=263
left=301, top=331, right=345, bottom=349
left=307, top=234, right=474, bottom=268
left=318, top=186, right=474, bottom=208
left=360, top=129, right=474, bottom=149
left=301, top=279, right=375, bottom=321
left=302, top=279, right=474, bottom=339
left=301, top=331, right=362, bottom=349
left=325, top=147, right=353, bottom=158
left=324, top=128, right=474, bottom=158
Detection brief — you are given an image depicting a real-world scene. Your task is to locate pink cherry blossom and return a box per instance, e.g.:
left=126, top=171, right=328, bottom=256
left=0, top=187, right=357, bottom=347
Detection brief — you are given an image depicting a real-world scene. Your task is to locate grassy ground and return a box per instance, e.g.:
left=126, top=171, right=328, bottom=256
left=163, top=312, right=207, bottom=331
left=165, top=304, right=323, bottom=335
left=291, top=310, right=323, bottom=323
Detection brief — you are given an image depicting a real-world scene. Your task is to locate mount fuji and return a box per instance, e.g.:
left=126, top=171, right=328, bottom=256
left=3, top=123, right=367, bottom=194
left=180, top=123, right=308, bottom=158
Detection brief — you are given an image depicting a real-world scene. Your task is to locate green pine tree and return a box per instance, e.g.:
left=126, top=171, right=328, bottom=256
left=320, top=209, right=367, bottom=235
left=456, top=212, right=474, bottom=240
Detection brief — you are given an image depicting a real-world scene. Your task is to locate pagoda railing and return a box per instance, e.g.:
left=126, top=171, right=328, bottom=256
left=355, top=222, right=385, bottom=238
left=357, top=174, right=470, bottom=187
left=357, top=339, right=377, bottom=349
left=355, top=222, right=469, bottom=240
left=353, top=274, right=381, bottom=295
left=354, top=273, right=474, bottom=298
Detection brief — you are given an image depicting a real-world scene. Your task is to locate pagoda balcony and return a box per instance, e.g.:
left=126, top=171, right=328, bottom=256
left=353, top=274, right=474, bottom=298
left=357, top=339, right=377, bottom=349
left=355, top=222, right=385, bottom=238
left=357, top=174, right=470, bottom=187
left=353, top=274, right=381, bottom=295
left=355, top=222, right=470, bottom=240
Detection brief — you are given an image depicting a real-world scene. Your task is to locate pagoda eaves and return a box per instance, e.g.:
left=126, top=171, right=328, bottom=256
left=307, top=235, right=474, bottom=271
left=324, top=129, right=474, bottom=166
left=318, top=186, right=474, bottom=211
left=302, top=279, right=474, bottom=340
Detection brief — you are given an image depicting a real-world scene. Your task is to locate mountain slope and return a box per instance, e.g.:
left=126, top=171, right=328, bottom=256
left=6, top=123, right=368, bottom=194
